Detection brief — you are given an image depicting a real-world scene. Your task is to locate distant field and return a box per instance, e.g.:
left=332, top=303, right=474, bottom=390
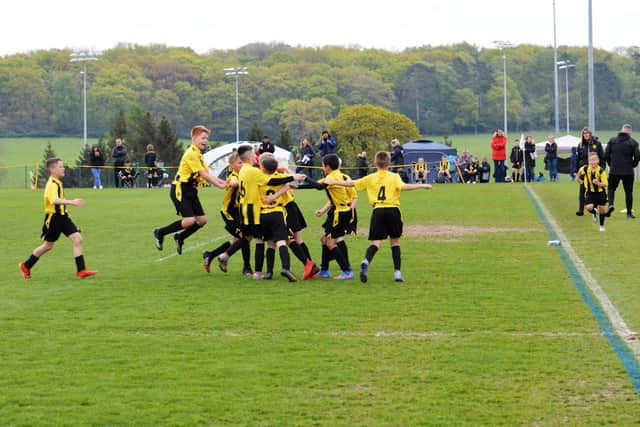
left=0, top=138, right=97, bottom=188
left=1, top=182, right=639, bottom=424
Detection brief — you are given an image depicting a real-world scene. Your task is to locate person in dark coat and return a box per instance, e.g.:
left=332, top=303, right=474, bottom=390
left=356, top=151, right=368, bottom=178
left=111, top=138, right=127, bottom=188
left=604, top=124, right=640, bottom=219
left=510, top=140, right=524, bottom=182
left=317, top=130, right=336, bottom=157
left=259, top=135, right=275, bottom=155
left=89, top=144, right=105, bottom=189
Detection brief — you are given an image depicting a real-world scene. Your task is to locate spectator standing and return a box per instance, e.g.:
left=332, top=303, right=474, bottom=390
left=574, top=127, right=604, bottom=216
left=490, top=128, right=507, bottom=182
left=390, top=138, right=405, bottom=179
left=356, top=151, right=368, bottom=178
left=298, top=137, right=316, bottom=178
left=111, top=138, right=127, bottom=188
left=144, top=144, right=158, bottom=188
left=89, top=144, right=105, bottom=189
left=510, top=139, right=524, bottom=182
left=545, top=135, right=559, bottom=181
left=259, top=135, right=275, bottom=155
left=604, top=124, right=640, bottom=219
left=523, top=136, right=536, bottom=182
left=318, top=130, right=336, bottom=157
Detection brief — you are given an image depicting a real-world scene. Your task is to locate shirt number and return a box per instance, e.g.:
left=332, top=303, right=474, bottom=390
left=377, top=186, right=386, bottom=201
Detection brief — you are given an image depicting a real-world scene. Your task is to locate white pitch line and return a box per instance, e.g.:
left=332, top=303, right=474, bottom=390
left=154, top=234, right=228, bottom=262
left=528, top=187, right=640, bottom=357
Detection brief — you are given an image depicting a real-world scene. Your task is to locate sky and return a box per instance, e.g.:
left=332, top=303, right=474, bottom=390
left=1, top=0, right=637, bottom=56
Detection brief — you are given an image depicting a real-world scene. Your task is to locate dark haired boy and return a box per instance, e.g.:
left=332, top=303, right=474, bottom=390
left=19, top=158, right=97, bottom=279
left=313, top=153, right=355, bottom=280
left=325, top=150, right=432, bottom=283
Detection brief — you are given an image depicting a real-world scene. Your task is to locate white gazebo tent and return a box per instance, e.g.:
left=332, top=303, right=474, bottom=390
left=202, top=141, right=295, bottom=177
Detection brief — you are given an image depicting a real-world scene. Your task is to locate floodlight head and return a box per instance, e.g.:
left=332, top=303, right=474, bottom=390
left=70, top=49, right=100, bottom=62
left=224, top=66, right=249, bottom=76
left=493, top=40, right=514, bottom=49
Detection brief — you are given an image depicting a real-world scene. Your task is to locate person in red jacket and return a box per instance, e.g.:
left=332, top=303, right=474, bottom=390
left=491, top=128, right=508, bottom=182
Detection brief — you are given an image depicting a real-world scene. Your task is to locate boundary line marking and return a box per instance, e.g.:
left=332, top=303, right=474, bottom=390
left=526, top=185, right=640, bottom=394
left=154, top=234, right=228, bottom=262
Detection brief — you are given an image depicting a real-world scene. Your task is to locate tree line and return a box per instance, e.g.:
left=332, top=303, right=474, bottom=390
left=1, top=42, right=639, bottom=142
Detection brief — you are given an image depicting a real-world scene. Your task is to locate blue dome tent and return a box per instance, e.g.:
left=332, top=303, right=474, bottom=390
left=401, top=139, right=458, bottom=183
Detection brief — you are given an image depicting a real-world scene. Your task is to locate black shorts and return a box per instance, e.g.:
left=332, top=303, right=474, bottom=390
left=41, top=213, right=79, bottom=242
left=170, top=184, right=204, bottom=218
left=347, top=208, right=358, bottom=234
left=260, top=211, right=289, bottom=242
left=585, top=191, right=607, bottom=207
left=322, top=208, right=352, bottom=239
left=285, top=202, right=307, bottom=233
left=368, top=207, right=403, bottom=240
left=221, top=211, right=242, bottom=238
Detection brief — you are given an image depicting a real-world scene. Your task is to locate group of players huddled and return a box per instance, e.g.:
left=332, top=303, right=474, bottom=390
left=152, top=125, right=433, bottom=283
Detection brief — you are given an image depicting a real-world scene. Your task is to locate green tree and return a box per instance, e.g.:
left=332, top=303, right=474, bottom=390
left=247, top=122, right=263, bottom=142
left=280, top=98, right=334, bottom=143
left=328, top=104, right=419, bottom=164
left=50, top=71, right=81, bottom=134
left=37, top=142, right=57, bottom=188
left=127, top=109, right=157, bottom=163
left=156, top=116, right=183, bottom=167
left=275, top=122, right=293, bottom=151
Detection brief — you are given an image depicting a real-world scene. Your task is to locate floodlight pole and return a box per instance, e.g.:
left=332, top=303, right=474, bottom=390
left=224, top=67, right=249, bottom=142
left=494, top=41, right=514, bottom=136
left=558, top=61, right=576, bottom=134
left=553, top=0, right=560, bottom=136
left=70, top=50, right=99, bottom=149
left=587, top=0, right=595, bottom=133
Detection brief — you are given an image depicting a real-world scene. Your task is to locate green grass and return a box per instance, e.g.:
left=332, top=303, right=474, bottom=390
left=0, top=138, right=97, bottom=188
left=1, top=182, right=639, bottom=425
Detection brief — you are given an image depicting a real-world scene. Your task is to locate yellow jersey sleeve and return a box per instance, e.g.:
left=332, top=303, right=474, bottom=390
left=43, top=177, right=65, bottom=214
left=174, top=145, right=206, bottom=186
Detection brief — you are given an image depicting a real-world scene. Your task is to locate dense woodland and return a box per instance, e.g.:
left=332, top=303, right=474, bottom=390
left=1, top=42, right=639, bottom=142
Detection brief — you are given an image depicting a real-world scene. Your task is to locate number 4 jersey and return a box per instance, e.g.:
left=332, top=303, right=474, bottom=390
left=354, top=169, right=404, bottom=208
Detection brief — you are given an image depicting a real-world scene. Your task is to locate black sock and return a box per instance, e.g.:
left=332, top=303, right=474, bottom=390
left=24, top=254, right=39, bottom=269
left=289, top=241, right=308, bottom=265
left=176, top=223, right=202, bottom=242
left=75, top=255, right=86, bottom=272
left=330, top=246, right=349, bottom=271
left=266, top=247, right=275, bottom=273
left=278, top=245, right=291, bottom=270
left=600, top=212, right=605, bottom=226
left=321, top=244, right=331, bottom=270
left=255, top=243, right=265, bottom=272
left=158, top=220, right=183, bottom=237
left=300, top=242, right=312, bottom=261
left=337, top=241, right=350, bottom=267
left=241, top=238, right=251, bottom=270
left=365, top=245, right=379, bottom=264
left=209, top=241, right=231, bottom=258
left=391, top=245, right=401, bottom=271
left=226, top=239, right=244, bottom=257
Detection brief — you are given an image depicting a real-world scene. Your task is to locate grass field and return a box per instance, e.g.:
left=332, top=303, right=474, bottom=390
left=2, top=181, right=639, bottom=425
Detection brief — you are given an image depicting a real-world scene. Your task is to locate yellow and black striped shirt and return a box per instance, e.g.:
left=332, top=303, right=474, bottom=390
left=414, top=161, right=427, bottom=174
left=439, top=158, right=450, bottom=171
left=173, top=144, right=207, bottom=187
left=319, top=170, right=353, bottom=212
left=578, top=164, right=608, bottom=193
left=44, top=177, right=66, bottom=215
left=221, top=170, right=240, bottom=220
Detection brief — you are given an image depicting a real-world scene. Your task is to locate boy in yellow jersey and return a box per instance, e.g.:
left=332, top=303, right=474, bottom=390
left=153, top=125, right=227, bottom=255
left=577, top=152, right=609, bottom=232
left=325, top=151, right=432, bottom=283
left=255, top=154, right=299, bottom=281
left=217, top=145, right=306, bottom=278
left=19, top=158, right=96, bottom=279
left=313, top=153, right=355, bottom=280
left=438, top=154, right=451, bottom=183
left=202, top=152, right=252, bottom=275
left=414, top=157, right=428, bottom=184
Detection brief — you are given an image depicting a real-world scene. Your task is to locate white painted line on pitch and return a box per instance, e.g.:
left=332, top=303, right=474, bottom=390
left=126, top=330, right=604, bottom=339
left=154, top=234, right=228, bottom=262
left=528, top=187, right=640, bottom=357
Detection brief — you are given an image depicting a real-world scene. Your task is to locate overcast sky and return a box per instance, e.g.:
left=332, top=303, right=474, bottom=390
left=1, top=0, right=636, bottom=56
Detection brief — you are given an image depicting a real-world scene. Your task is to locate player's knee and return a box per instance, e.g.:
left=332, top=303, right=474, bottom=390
left=70, top=232, right=83, bottom=246
left=182, top=217, right=196, bottom=228
left=197, top=216, right=208, bottom=226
